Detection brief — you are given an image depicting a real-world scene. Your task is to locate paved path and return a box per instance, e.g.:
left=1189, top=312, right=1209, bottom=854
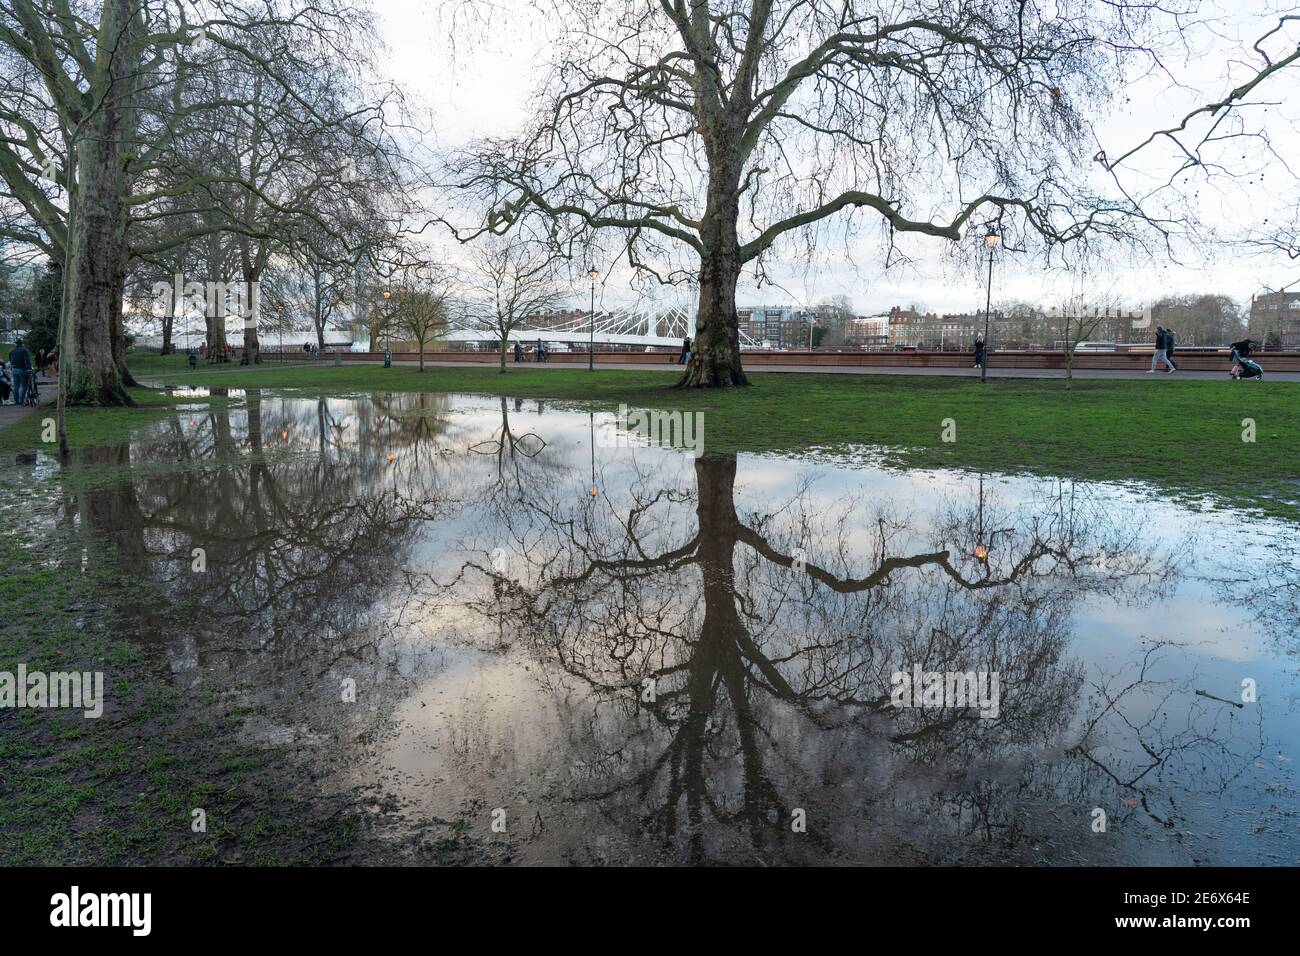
left=340, top=359, right=1300, bottom=382
left=0, top=377, right=59, bottom=430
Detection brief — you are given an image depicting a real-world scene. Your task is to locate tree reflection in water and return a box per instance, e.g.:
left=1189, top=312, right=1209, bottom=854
left=411, top=448, right=1266, bottom=864
left=53, top=395, right=1276, bottom=864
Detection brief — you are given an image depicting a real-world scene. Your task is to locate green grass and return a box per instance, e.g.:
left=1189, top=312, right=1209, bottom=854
left=0, top=486, right=496, bottom=865
left=0, top=505, right=373, bottom=865
left=114, top=352, right=1300, bottom=519
left=3, top=351, right=1298, bottom=517
left=0, top=385, right=237, bottom=453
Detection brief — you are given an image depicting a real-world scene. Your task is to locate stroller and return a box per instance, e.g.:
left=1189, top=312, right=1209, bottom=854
left=1229, top=339, right=1263, bottom=380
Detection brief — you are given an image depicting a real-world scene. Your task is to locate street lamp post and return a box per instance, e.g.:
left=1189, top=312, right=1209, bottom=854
left=587, top=267, right=599, bottom=371
left=382, top=288, right=392, bottom=367
left=981, top=226, right=1000, bottom=384
left=382, top=287, right=391, bottom=347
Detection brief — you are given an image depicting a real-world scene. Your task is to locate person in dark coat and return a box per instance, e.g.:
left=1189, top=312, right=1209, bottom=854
left=1229, top=338, right=1262, bottom=379
left=1149, top=326, right=1174, bottom=372
left=678, top=336, right=692, bottom=365
left=8, top=338, right=32, bottom=405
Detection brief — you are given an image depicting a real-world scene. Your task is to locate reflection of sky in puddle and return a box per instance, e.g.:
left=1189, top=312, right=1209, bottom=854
left=161, top=386, right=247, bottom=399
left=44, top=390, right=1300, bottom=865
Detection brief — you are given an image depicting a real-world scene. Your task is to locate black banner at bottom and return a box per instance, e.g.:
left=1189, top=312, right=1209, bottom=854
left=1, top=866, right=1288, bottom=940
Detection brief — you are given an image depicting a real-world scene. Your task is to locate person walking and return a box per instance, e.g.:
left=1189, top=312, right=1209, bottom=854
left=513, top=340, right=523, bottom=364
left=973, top=332, right=986, bottom=370
left=8, top=337, right=33, bottom=406
left=1164, top=326, right=1178, bottom=371
left=678, top=336, right=692, bottom=365
left=1148, top=326, right=1175, bottom=373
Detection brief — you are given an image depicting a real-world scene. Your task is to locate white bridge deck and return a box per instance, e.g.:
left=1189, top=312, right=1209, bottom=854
left=444, top=306, right=756, bottom=349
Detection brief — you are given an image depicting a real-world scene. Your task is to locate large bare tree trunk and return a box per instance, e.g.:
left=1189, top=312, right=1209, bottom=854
left=62, top=0, right=138, bottom=407
left=162, top=291, right=175, bottom=355
left=1064, top=317, right=1074, bottom=390
left=242, top=319, right=260, bottom=362
left=679, top=164, right=748, bottom=388
left=205, top=312, right=230, bottom=362
left=242, top=276, right=260, bottom=363
left=65, top=139, right=131, bottom=406
left=314, top=269, right=327, bottom=353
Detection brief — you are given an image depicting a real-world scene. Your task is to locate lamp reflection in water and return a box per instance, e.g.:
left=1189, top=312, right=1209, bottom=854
left=588, top=411, right=599, bottom=497
left=973, top=473, right=990, bottom=559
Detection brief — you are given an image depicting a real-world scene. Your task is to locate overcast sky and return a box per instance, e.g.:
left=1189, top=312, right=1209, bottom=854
left=375, top=0, right=1300, bottom=316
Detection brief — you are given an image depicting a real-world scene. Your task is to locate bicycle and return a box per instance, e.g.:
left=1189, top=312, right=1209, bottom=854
left=23, top=370, right=39, bottom=406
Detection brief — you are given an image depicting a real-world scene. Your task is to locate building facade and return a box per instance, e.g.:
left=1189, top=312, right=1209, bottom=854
left=737, top=305, right=812, bottom=349
left=1249, top=290, right=1300, bottom=348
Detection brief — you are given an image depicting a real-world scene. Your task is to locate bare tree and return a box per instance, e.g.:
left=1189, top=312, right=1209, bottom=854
left=814, top=295, right=855, bottom=347
left=391, top=265, right=450, bottom=371
left=467, top=229, right=568, bottom=373
left=442, top=0, right=1184, bottom=388
left=1095, top=14, right=1300, bottom=285
left=358, top=280, right=396, bottom=352
left=264, top=253, right=352, bottom=354
left=0, top=0, right=409, bottom=410
left=1150, top=294, right=1244, bottom=347
left=1096, top=14, right=1300, bottom=193
left=1053, top=268, right=1123, bottom=388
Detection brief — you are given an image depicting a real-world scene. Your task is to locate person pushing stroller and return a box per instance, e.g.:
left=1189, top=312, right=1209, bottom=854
left=1229, top=338, right=1263, bottom=380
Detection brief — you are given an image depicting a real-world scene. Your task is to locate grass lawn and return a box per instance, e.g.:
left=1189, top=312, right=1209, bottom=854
left=2, top=351, right=1297, bottom=517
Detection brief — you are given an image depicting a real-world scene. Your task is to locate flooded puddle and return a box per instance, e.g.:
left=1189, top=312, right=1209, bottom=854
left=17, top=390, right=1300, bottom=864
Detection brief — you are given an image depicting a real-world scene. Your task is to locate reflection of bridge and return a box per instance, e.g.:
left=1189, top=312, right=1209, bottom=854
left=444, top=306, right=759, bottom=349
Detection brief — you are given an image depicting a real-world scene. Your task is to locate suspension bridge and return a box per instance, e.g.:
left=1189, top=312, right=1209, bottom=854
left=443, top=306, right=758, bottom=349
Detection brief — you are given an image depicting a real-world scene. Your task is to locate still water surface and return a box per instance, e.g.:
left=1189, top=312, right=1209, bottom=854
left=29, top=389, right=1300, bottom=864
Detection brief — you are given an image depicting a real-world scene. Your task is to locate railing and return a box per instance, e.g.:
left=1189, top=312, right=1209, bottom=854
left=327, top=347, right=1300, bottom=372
